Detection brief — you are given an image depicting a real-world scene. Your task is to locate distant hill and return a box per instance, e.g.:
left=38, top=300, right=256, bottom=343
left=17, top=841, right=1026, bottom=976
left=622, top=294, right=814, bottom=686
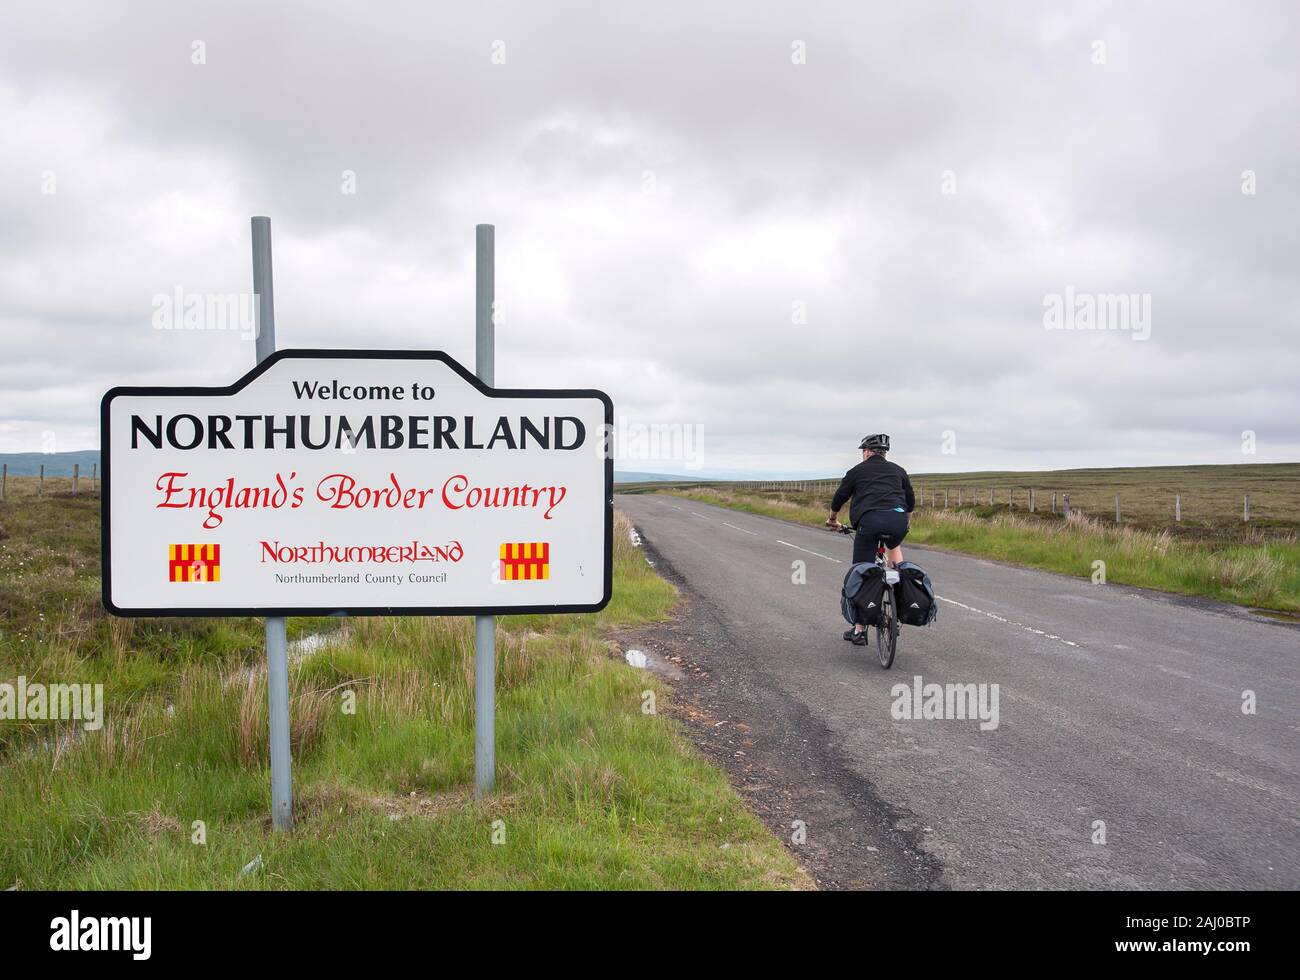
left=0, top=450, right=100, bottom=476
left=614, top=470, right=716, bottom=484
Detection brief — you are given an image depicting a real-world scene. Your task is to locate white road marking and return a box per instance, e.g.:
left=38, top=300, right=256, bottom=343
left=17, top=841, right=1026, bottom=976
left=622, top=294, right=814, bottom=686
left=776, top=540, right=844, bottom=563
left=721, top=522, right=758, bottom=535
left=936, top=595, right=1079, bottom=648
left=690, top=512, right=711, bottom=519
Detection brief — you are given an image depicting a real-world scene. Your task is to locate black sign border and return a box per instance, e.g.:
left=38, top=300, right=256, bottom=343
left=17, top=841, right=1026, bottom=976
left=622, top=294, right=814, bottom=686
left=101, top=348, right=614, bottom=618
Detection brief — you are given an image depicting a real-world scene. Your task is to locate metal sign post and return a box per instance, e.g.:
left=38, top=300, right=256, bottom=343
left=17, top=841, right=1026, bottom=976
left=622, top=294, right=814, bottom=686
left=252, top=216, right=294, bottom=831
left=474, top=223, right=495, bottom=798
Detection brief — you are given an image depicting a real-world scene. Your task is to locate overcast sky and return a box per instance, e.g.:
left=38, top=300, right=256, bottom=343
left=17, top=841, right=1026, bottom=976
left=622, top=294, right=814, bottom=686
left=1, top=0, right=1296, bottom=476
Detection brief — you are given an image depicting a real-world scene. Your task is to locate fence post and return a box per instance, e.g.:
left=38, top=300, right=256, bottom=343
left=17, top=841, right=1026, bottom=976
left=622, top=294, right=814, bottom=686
left=92, top=462, right=97, bottom=491
left=1029, top=488, right=1035, bottom=513
left=1, top=463, right=5, bottom=501
left=39, top=464, right=44, bottom=497
left=72, top=463, right=79, bottom=495
left=990, top=488, right=995, bottom=506
left=1175, top=494, right=1181, bottom=522
left=1115, top=492, right=1121, bottom=523
left=944, top=489, right=949, bottom=508
left=958, top=489, right=963, bottom=507
left=1063, top=493, right=1071, bottom=518
left=1243, top=494, right=1249, bottom=522
left=1051, top=491, right=1057, bottom=514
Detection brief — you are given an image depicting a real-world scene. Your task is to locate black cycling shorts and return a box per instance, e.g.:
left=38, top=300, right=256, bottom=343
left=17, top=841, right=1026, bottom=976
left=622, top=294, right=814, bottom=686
left=853, top=509, right=909, bottom=564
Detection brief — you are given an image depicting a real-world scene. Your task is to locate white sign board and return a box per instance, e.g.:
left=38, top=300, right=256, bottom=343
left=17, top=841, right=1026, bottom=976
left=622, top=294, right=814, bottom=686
left=101, top=350, right=612, bottom=616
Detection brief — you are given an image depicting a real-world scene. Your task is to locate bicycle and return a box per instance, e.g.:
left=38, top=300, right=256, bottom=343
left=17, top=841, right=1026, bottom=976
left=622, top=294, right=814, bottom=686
left=830, top=521, right=899, bottom=669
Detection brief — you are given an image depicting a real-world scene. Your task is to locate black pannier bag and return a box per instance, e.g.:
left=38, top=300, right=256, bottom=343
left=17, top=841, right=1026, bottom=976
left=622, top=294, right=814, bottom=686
left=842, top=563, right=887, bottom=626
left=893, top=561, right=938, bottom=626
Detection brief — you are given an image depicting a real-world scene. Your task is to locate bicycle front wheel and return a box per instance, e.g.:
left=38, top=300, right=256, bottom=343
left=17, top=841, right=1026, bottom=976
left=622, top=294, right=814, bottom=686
left=877, top=587, right=898, bottom=669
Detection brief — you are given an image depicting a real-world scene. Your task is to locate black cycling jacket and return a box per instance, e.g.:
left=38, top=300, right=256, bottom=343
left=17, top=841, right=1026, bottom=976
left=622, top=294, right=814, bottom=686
left=830, top=455, right=916, bottom=527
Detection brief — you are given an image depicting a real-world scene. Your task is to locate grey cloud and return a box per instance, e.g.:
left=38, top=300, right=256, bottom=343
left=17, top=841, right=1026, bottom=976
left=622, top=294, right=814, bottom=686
left=0, top=0, right=1297, bottom=470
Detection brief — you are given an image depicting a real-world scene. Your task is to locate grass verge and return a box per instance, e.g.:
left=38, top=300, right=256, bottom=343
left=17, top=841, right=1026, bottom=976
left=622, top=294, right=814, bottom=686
left=659, top=487, right=1300, bottom=613
left=0, top=492, right=809, bottom=890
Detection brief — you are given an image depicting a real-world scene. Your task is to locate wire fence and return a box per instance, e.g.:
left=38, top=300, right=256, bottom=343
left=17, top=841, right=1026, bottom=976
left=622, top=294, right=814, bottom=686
left=0, top=462, right=99, bottom=501
left=670, top=477, right=1293, bottom=527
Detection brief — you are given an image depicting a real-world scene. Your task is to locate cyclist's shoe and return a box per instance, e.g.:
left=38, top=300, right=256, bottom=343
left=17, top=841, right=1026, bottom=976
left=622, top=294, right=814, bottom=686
left=843, top=628, right=857, bottom=641
left=850, top=629, right=868, bottom=646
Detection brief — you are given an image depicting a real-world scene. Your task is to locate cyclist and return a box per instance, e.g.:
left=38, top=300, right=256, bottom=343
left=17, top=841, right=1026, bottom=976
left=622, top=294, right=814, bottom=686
left=826, top=434, right=915, bottom=644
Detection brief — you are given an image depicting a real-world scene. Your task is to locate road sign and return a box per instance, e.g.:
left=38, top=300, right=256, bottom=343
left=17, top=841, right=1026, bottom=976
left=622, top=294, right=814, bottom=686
left=102, top=349, right=612, bottom=617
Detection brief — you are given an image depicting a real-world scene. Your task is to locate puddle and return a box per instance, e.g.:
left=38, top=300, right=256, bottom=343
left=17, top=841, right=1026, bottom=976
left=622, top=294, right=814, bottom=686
left=620, top=645, right=685, bottom=680
left=22, top=726, right=84, bottom=761
left=12, top=628, right=349, bottom=764
left=226, top=627, right=348, bottom=687
left=289, top=630, right=345, bottom=656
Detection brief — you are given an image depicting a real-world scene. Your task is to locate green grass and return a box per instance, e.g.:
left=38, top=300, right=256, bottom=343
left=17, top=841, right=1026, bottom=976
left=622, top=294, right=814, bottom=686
left=0, top=487, right=809, bottom=890
left=660, top=486, right=1300, bottom=614
left=0, top=482, right=336, bottom=755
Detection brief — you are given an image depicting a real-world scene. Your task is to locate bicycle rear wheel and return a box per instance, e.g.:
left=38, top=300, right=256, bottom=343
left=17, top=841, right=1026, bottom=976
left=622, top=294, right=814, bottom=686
left=877, top=587, right=898, bottom=669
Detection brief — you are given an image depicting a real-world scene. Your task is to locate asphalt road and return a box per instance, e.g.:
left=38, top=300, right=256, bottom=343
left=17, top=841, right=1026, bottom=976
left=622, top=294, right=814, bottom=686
left=617, top=493, right=1300, bottom=889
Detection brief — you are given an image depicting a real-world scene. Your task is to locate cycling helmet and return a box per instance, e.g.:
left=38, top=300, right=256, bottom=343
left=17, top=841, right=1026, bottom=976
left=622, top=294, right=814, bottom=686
left=858, top=433, right=890, bottom=452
